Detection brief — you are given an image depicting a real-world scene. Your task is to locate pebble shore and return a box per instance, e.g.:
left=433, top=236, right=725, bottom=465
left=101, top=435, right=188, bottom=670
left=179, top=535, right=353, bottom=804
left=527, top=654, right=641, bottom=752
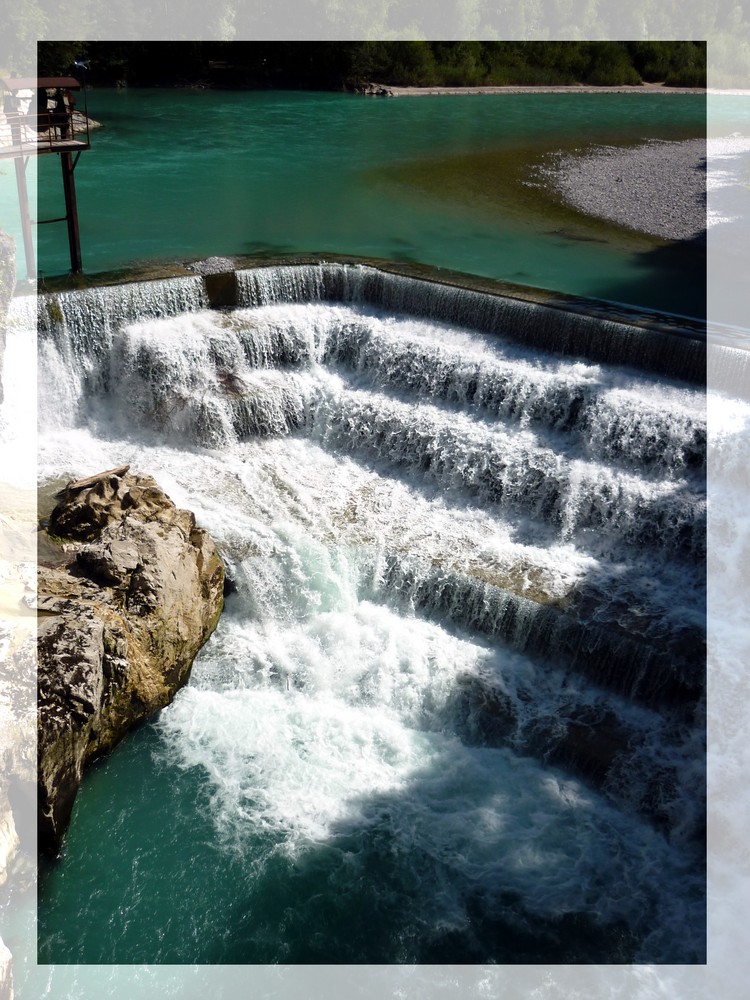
left=537, top=138, right=707, bottom=241
left=369, top=83, right=704, bottom=97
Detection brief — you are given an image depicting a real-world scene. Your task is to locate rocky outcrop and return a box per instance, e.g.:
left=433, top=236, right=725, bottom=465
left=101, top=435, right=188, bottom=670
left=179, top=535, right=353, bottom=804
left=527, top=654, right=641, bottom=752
left=72, top=111, right=102, bottom=133
left=38, top=466, right=224, bottom=855
left=354, top=81, right=395, bottom=96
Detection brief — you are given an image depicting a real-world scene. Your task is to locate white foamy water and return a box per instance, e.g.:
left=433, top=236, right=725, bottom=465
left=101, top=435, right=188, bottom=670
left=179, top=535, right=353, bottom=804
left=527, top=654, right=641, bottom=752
left=707, top=134, right=750, bottom=228
left=157, top=679, right=702, bottom=947
left=2, top=298, right=37, bottom=490
left=33, top=276, right=710, bottom=965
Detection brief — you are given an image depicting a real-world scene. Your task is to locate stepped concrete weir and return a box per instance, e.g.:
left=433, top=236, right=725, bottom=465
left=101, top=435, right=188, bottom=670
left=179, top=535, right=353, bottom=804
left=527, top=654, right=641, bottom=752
left=29, top=255, right=709, bottom=964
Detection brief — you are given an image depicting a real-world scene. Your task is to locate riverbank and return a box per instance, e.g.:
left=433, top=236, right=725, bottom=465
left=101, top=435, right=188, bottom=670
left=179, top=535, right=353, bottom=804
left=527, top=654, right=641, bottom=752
left=363, top=82, right=706, bottom=96
left=536, top=137, right=707, bottom=241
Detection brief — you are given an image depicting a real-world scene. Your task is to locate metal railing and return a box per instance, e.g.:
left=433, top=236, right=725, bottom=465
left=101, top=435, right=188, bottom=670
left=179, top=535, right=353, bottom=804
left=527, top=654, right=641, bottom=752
left=0, top=109, right=91, bottom=158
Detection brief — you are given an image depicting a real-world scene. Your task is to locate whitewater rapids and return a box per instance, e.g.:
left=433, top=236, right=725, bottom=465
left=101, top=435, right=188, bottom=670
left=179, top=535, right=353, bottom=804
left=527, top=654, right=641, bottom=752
left=28, top=266, right=711, bottom=964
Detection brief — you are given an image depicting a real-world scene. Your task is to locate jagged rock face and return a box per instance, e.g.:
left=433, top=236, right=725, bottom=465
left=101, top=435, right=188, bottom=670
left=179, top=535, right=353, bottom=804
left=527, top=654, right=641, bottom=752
left=38, top=466, right=224, bottom=856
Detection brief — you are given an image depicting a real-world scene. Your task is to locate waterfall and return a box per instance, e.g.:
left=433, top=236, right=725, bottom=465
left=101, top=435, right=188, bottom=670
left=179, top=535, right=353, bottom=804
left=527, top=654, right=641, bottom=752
left=320, top=315, right=707, bottom=475
left=35, top=265, right=708, bottom=965
left=708, top=339, right=750, bottom=401
left=306, top=377, right=706, bottom=562
left=38, top=276, right=208, bottom=364
left=36, top=274, right=707, bottom=706
left=236, top=263, right=706, bottom=384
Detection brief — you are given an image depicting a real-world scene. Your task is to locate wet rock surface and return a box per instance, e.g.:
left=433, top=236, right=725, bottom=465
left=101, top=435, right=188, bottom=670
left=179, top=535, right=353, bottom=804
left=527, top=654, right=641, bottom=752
left=183, top=255, right=238, bottom=275
left=38, top=467, right=224, bottom=855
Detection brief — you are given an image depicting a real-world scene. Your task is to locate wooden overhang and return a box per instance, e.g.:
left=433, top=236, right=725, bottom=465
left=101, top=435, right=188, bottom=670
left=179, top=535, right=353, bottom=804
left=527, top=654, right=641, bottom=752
left=1, top=74, right=89, bottom=274
left=1, top=77, right=82, bottom=91
left=0, top=75, right=89, bottom=160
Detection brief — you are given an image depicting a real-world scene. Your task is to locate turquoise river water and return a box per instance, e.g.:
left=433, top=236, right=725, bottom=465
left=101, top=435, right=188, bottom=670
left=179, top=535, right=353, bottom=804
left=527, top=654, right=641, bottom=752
left=29, top=89, right=707, bottom=315
left=0, top=88, right=720, bottom=986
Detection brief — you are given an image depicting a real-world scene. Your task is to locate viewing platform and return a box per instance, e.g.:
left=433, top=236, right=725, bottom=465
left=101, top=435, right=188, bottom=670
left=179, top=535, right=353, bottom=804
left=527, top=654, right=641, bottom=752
left=1, top=75, right=91, bottom=275
left=0, top=76, right=91, bottom=158
left=0, top=131, right=89, bottom=160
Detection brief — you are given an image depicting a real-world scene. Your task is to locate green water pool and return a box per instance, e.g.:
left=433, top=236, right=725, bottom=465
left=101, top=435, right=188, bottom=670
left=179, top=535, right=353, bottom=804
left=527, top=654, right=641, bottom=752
left=20, top=88, right=707, bottom=315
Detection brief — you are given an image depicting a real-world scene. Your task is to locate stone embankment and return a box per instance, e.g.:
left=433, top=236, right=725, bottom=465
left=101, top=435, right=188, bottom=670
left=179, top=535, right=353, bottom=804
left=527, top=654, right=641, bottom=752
left=354, top=87, right=707, bottom=243
left=38, top=466, right=224, bottom=855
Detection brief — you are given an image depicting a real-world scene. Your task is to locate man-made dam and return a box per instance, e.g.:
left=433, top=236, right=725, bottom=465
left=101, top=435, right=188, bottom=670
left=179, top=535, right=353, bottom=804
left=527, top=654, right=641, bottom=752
left=31, top=261, right=711, bottom=964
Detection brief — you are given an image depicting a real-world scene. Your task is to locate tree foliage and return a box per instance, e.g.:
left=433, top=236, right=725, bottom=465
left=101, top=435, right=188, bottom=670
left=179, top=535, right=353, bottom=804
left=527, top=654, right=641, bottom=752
left=1, top=0, right=748, bottom=87
left=34, top=39, right=707, bottom=89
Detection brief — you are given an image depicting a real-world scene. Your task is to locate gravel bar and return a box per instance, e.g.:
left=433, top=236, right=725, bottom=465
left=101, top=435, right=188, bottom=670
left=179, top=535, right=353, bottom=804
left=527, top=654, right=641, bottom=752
left=368, top=84, right=705, bottom=96
left=537, top=138, right=706, bottom=241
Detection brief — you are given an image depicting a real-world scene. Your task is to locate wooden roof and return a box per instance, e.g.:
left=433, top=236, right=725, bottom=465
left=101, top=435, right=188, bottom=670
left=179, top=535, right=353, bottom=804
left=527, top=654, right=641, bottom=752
left=1, top=76, right=81, bottom=91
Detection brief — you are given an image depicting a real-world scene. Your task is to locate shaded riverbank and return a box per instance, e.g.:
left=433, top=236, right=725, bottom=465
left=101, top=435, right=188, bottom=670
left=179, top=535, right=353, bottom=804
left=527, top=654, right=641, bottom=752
left=366, top=83, right=706, bottom=96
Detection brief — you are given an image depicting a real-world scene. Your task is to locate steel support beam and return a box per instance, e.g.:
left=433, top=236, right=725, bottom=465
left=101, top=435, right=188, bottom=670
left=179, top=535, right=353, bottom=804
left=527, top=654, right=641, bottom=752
left=14, top=156, right=35, bottom=278
left=60, top=150, right=82, bottom=274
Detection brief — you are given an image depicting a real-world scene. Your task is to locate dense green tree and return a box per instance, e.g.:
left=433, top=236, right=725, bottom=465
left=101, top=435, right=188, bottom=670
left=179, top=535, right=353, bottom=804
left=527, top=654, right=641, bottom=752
left=627, top=40, right=707, bottom=86
left=37, top=41, right=89, bottom=77
left=1, top=0, right=47, bottom=75
left=4, top=0, right=750, bottom=88
left=3, top=33, right=718, bottom=92
left=37, top=39, right=709, bottom=90
left=584, top=41, right=642, bottom=85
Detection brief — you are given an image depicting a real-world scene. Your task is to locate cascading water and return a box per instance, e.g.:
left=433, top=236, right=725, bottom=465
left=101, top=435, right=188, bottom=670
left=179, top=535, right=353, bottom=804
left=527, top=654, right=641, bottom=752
left=34, top=266, right=710, bottom=965
left=236, top=263, right=707, bottom=382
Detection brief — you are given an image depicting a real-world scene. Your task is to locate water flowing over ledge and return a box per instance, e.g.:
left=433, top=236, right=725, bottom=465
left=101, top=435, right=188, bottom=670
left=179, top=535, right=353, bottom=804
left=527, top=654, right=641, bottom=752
left=30, top=258, right=708, bottom=964
left=36, top=257, right=708, bottom=383
left=234, top=262, right=707, bottom=384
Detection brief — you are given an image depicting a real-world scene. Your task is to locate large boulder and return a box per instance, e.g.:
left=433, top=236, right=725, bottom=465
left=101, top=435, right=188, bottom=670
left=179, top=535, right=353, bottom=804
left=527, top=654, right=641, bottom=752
left=38, top=466, right=224, bottom=855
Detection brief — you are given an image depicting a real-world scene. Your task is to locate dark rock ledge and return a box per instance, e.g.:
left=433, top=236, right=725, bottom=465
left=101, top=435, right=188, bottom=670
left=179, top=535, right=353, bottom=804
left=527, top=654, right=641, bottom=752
left=38, top=466, right=224, bottom=856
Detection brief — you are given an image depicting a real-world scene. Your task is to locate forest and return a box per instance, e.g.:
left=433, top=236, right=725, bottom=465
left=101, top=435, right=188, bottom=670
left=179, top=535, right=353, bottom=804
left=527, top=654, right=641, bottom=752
left=4, top=1, right=748, bottom=89
left=35, top=40, right=707, bottom=90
